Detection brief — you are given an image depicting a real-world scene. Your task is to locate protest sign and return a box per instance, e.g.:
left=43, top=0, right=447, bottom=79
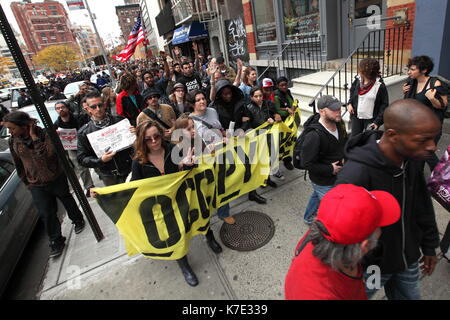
left=57, top=128, right=78, bottom=150
left=87, top=119, right=135, bottom=158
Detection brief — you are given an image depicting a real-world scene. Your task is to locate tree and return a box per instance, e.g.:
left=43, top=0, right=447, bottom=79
left=0, top=56, right=15, bottom=76
left=34, top=45, right=81, bottom=72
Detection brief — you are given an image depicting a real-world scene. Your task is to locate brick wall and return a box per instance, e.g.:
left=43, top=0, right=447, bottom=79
left=384, top=1, right=416, bottom=65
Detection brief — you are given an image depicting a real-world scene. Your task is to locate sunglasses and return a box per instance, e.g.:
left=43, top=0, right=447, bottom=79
left=144, top=134, right=161, bottom=142
left=89, top=103, right=104, bottom=109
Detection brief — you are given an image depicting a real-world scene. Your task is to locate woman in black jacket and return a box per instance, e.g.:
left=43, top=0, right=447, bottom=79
left=245, top=86, right=282, bottom=202
left=347, top=58, right=389, bottom=136
left=130, top=119, right=223, bottom=287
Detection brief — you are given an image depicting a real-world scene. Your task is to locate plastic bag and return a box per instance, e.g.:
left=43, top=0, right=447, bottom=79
left=427, top=145, right=450, bottom=212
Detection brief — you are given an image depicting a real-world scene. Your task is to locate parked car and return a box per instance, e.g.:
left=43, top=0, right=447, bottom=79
left=63, top=81, right=84, bottom=100
left=0, top=141, right=39, bottom=296
left=90, top=70, right=110, bottom=84
left=20, top=102, right=59, bottom=124
left=0, top=89, right=10, bottom=102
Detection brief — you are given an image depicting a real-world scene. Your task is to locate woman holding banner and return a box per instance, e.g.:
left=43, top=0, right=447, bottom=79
left=131, top=119, right=223, bottom=287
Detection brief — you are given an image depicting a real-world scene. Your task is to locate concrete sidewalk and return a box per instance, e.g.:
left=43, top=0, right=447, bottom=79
left=38, top=163, right=450, bottom=300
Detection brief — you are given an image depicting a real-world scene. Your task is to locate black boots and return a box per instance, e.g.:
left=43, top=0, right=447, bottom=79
left=176, top=230, right=222, bottom=287
left=177, top=256, right=198, bottom=287
left=205, top=229, right=222, bottom=254
left=266, top=178, right=278, bottom=188
left=248, top=190, right=267, bottom=204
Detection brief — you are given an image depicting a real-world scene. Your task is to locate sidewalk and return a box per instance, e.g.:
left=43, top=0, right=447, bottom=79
left=39, top=153, right=450, bottom=300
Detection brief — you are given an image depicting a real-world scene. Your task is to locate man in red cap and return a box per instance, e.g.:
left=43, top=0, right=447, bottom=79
left=285, top=184, right=401, bottom=300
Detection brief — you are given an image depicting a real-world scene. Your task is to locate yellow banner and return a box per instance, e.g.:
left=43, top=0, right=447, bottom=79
left=94, top=109, right=301, bottom=260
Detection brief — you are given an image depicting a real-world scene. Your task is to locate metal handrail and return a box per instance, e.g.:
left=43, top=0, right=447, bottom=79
left=308, top=23, right=409, bottom=112
left=257, top=42, right=292, bottom=81
left=257, top=34, right=322, bottom=81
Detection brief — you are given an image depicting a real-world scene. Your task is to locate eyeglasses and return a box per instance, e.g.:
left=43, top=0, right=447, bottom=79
left=148, top=96, right=159, bottom=100
left=89, top=104, right=104, bottom=109
left=144, top=134, right=161, bottom=142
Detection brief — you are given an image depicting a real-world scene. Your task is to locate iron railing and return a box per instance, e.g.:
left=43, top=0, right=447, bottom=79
left=257, top=35, right=323, bottom=81
left=308, top=23, right=410, bottom=113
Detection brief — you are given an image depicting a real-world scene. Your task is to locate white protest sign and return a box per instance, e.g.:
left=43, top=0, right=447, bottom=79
left=87, top=119, right=135, bottom=158
left=57, top=128, right=78, bottom=150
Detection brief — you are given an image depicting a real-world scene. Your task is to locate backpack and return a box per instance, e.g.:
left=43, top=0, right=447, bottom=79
left=293, top=113, right=322, bottom=170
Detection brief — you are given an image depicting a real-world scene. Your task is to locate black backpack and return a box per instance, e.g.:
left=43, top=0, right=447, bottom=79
left=293, top=113, right=322, bottom=170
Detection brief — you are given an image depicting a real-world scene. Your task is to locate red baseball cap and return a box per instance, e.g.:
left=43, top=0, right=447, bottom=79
left=262, top=78, right=274, bottom=88
left=316, top=184, right=401, bottom=245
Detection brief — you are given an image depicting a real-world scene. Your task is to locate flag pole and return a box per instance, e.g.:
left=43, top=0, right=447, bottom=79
left=83, top=0, right=116, bottom=87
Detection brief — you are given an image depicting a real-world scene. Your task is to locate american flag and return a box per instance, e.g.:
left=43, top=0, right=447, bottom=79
left=113, top=16, right=145, bottom=63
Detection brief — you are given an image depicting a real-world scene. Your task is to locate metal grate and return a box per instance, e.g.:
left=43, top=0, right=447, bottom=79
left=219, top=211, right=275, bottom=251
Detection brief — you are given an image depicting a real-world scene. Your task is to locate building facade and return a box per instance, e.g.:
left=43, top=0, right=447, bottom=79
left=72, top=25, right=100, bottom=58
left=115, top=3, right=141, bottom=43
left=140, top=0, right=162, bottom=57
left=242, top=0, right=416, bottom=77
left=10, top=0, right=77, bottom=55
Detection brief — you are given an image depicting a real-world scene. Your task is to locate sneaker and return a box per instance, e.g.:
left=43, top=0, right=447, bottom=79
left=273, top=171, right=285, bottom=180
left=74, top=219, right=86, bottom=234
left=222, top=216, right=236, bottom=225
left=49, top=237, right=66, bottom=258
left=303, top=218, right=314, bottom=225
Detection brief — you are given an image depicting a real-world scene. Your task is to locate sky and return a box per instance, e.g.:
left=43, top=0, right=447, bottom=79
left=2, top=0, right=129, bottom=47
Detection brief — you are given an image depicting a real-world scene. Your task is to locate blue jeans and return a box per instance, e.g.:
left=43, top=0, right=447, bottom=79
left=304, top=183, right=334, bottom=221
left=217, top=203, right=230, bottom=219
left=365, top=262, right=421, bottom=300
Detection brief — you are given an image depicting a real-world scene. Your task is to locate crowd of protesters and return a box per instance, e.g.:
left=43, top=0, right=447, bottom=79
left=2, top=46, right=450, bottom=299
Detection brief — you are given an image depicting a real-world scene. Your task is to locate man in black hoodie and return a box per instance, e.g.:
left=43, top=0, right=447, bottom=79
left=302, top=95, right=347, bottom=224
left=336, top=99, right=441, bottom=300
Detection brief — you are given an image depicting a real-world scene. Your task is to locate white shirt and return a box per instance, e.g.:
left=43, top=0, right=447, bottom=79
left=357, top=77, right=382, bottom=120
left=319, top=118, right=339, bottom=140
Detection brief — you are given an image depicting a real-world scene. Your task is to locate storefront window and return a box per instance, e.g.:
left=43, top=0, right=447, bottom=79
left=253, top=0, right=277, bottom=43
left=283, top=0, right=320, bottom=40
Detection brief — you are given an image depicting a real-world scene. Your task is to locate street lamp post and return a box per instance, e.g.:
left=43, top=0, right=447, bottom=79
left=83, top=0, right=116, bottom=86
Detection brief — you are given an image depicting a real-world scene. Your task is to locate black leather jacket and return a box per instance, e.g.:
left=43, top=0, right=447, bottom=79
left=77, top=115, right=133, bottom=176
left=245, top=100, right=277, bottom=129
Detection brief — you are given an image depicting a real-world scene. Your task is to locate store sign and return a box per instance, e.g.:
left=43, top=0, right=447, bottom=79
left=225, top=16, right=249, bottom=65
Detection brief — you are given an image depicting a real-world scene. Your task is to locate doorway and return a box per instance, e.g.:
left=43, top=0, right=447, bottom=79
left=341, top=0, right=387, bottom=56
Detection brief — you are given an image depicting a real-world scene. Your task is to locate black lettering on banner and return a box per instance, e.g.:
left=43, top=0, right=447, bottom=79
left=139, top=195, right=181, bottom=249
left=217, top=150, right=236, bottom=195
left=235, top=145, right=252, bottom=183
left=194, top=169, right=215, bottom=219
left=175, top=177, right=200, bottom=233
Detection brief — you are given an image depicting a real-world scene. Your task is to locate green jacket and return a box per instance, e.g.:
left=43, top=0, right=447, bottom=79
left=274, top=89, right=294, bottom=119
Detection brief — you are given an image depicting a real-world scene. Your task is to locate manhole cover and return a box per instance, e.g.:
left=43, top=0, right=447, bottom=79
left=219, top=211, right=275, bottom=251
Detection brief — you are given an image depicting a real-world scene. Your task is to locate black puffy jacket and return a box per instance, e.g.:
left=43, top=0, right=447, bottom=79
left=77, top=115, right=133, bottom=176
left=245, top=100, right=277, bottom=129
left=209, top=79, right=249, bottom=131
left=336, top=131, right=440, bottom=274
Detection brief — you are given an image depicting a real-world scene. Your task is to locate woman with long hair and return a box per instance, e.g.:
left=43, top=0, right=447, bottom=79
left=102, top=86, right=117, bottom=116
left=347, top=58, right=389, bottom=136
left=130, top=119, right=223, bottom=287
left=239, top=66, right=257, bottom=103
left=115, top=72, right=144, bottom=126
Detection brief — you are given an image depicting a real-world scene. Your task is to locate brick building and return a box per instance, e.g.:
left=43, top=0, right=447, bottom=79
left=10, top=0, right=78, bottom=55
left=115, top=3, right=141, bottom=43
left=72, top=25, right=100, bottom=58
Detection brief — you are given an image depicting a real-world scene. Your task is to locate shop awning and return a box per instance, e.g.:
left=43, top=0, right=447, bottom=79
left=172, top=21, right=208, bottom=45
